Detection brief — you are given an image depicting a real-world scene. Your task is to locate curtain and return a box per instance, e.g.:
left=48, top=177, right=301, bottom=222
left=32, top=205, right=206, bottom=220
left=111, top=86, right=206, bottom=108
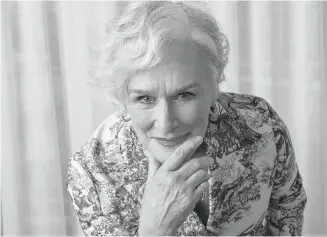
left=1, top=1, right=326, bottom=235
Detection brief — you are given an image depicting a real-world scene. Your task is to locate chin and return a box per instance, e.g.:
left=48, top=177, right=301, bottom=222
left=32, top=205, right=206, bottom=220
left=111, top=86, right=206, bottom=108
left=148, top=137, right=191, bottom=164
left=151, top=146, right=175, bottom=164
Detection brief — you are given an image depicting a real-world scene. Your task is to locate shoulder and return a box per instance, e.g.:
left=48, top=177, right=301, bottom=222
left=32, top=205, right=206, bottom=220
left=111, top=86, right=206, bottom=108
left=67, top=110, right=145, bottom=179
left=208, top=91, right=291, bottom=159
left=69, top=111, right=123, bottom=162
left=217, top=92, right=287, bottom=133
left=218, top=92, right=294, bottom=161
left=68, top=109, right=148, bottom=185
left=91, top=110, right=129, bottom=145
left=218, top=92, right=270, bottom=117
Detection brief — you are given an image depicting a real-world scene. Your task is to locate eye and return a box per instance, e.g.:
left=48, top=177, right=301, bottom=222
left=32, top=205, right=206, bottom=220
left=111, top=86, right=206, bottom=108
left=136, top=95, right=155, bottom=104
left=177, top=92, right=195, bottom=100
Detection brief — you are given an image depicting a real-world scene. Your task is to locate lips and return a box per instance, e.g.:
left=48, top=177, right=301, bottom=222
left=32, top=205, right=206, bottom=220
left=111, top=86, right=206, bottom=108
left=154, top=133, right=190, bottom=147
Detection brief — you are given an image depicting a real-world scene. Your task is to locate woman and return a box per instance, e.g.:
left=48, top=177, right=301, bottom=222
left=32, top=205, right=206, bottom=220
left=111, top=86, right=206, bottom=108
left=67, top=1, right=307, bottom=236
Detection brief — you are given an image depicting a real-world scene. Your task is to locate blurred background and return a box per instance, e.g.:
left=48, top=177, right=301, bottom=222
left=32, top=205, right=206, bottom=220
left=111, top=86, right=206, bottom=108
left=1, top=1, right=326, bottom=236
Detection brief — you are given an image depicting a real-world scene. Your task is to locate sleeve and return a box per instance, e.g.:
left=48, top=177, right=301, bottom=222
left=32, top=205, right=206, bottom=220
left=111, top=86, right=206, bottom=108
left=262, top=99, right=308, bottom=236
left=67, top=158, right=139, bottom=236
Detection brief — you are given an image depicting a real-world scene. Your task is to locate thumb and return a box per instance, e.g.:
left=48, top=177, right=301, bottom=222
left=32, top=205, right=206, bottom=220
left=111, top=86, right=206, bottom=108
left=144, top=149, right=161, bottom=178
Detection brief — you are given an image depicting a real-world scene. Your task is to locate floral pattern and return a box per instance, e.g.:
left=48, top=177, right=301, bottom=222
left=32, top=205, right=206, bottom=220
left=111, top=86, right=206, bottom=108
left=67, top=92, right=307, bottom=236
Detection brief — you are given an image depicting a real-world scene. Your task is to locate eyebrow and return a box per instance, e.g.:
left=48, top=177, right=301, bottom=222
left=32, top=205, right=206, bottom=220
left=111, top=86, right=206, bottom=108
left=128, top=82, right=200, bottom=95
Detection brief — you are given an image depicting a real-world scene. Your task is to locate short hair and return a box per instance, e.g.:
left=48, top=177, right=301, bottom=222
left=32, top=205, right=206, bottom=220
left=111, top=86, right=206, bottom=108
left=89, top=1, right=230, bottom=108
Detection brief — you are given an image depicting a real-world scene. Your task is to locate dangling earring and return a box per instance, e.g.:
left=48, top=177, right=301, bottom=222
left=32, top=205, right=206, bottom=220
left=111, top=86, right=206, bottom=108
left=209, top=100, right=220, bottom=123
left=121, top=109, right=131, bottom=122
left=209, top=100, right=219, bottom=117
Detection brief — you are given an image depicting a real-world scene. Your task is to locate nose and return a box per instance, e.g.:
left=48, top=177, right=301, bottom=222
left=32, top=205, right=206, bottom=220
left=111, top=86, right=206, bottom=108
left=154, top=99, right=178, bottom=135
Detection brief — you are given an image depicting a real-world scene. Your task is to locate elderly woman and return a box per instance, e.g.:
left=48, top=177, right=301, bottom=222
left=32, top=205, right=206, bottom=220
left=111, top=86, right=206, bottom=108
left=67, top=1, right=307, bottom=236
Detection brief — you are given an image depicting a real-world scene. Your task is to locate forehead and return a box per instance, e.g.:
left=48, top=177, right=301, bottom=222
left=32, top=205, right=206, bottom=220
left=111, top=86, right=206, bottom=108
left=128, top=42, right=211, bottom=89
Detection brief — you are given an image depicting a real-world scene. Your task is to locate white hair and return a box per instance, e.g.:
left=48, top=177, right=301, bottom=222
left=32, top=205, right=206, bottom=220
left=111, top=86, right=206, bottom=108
left=89, top=1, right=229, bottom=108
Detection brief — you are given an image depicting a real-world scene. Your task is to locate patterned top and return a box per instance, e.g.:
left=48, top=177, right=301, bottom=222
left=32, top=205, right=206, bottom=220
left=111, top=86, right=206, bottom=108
left=67, top=92, right=307, bottom=236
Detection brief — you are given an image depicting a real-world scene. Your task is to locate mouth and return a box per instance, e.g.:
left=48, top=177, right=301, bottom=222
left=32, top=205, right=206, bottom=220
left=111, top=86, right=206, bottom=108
left=154, top=133, right=191, bottom=148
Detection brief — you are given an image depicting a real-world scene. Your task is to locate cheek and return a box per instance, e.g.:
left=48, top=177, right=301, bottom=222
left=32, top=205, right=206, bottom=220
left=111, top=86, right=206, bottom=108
left=178, top=100, right=210, bottom=127
left=127, top=109, right=153, bottom=145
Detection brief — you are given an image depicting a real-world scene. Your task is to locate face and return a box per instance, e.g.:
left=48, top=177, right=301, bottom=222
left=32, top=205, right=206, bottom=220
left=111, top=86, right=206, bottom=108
left=124, top=42, right=215, bottom=164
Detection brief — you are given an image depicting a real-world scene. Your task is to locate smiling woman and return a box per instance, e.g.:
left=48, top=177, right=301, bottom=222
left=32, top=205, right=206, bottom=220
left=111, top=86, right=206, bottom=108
left=66, top=1, right=307, bottom=236
left=125, top=42, right=214, bottom=163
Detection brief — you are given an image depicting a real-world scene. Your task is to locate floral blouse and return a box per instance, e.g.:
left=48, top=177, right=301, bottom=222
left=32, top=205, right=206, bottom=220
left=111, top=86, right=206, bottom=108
left=67, top=92, right=307, bottom=236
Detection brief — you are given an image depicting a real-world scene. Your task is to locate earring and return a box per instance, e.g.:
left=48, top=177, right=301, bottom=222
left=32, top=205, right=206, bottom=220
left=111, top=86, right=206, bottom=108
left=209, top=100, right=219, bottom=117
left=121, top=109, right=131, bottom=122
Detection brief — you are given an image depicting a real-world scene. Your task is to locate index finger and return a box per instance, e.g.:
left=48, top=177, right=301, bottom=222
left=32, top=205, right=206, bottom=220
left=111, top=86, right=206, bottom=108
left=161, top=136, right=203, bottom=171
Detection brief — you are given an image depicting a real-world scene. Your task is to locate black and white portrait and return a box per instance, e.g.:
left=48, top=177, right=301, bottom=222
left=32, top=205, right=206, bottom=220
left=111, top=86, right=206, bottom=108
left=1, top=1, right=326, bottom=236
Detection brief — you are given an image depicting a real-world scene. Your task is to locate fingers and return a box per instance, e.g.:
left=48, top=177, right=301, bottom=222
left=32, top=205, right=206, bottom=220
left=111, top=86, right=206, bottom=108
left=178, top=156, right=214, bottom=180
left=194, top=180, right=209, bottom=201
left=186, top=168, right=210, bottom=189
left=144, top=149, right=161, bottom=178
left=161, top=136, right=203, bottom=171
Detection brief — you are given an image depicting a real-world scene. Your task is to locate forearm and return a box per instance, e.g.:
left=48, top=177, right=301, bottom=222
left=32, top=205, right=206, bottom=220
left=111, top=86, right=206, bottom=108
left=268, top=163, right=307, bottom=236
left=268, top=189, right=307, bottom=236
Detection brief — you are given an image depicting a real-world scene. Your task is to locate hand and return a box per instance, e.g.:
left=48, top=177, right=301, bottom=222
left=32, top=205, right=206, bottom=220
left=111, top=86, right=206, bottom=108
left=138, top=136, right=214, bottom=236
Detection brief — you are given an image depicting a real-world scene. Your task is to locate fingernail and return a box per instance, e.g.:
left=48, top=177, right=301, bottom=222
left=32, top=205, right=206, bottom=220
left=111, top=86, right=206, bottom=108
left=194, top=136, right=203, bottom=144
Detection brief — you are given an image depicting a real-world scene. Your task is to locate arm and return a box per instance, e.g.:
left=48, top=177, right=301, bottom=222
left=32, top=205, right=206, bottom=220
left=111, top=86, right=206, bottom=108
left=263, top=100, right=308, bottom=236
left=67, top=159, right=138, bottom=236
